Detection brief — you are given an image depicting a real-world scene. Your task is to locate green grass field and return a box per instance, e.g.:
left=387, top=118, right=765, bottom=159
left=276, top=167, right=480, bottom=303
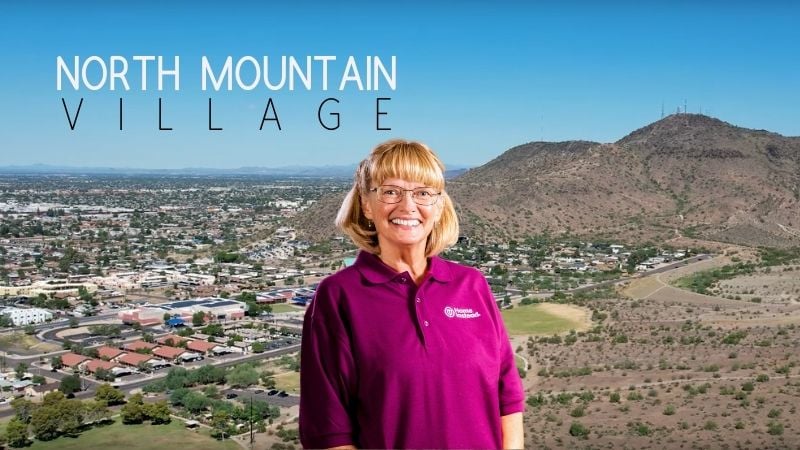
left=273, top=371, right=301, bottom=393
left=270, top=303, right=304, bottom=313
left=501, top=304, right=580, bottom=336
left=26, top=420, right=240, bottom=450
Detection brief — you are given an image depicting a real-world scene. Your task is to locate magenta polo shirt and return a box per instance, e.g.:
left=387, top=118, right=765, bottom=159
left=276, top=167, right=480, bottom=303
left=299, top=251, right=525, bottom=449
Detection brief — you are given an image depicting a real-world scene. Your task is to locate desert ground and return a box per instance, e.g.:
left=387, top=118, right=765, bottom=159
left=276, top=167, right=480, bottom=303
left=519, top=253, right=800, bottom=449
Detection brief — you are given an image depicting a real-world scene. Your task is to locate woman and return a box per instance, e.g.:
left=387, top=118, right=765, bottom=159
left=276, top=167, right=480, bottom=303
left=299, top=140, right=524, bottom=449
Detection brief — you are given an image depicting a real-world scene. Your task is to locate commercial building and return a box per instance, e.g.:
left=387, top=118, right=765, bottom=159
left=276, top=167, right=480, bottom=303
left=0, top=279, right=98, bottom=298
left=117, top=297, right=247, bottom=326
left=0, top=307, right=54, bottom=325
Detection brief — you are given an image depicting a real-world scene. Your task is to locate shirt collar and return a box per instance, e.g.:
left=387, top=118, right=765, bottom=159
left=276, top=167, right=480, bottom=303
left=354, top=250, right=453, bottom=284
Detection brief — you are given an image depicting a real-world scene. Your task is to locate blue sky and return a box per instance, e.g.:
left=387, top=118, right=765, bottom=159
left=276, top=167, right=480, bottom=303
left=1, top=2, right=798, bottom=169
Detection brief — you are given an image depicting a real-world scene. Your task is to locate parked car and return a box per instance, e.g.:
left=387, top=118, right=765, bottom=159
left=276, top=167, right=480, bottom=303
left=277, top=391, right=288, bottom=398
left=267, top=389, right=279, bottom=396
left=226, top=392, right=238, bottom=399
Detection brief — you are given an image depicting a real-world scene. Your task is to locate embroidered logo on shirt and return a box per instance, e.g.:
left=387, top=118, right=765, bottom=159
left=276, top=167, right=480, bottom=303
left=443, top=306, right=481, bottom=319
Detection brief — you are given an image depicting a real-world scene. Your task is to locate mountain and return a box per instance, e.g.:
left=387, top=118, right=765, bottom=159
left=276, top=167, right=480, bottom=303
left=0, top=163, right=360, bottom=177
left=294, top=114, right=800, bottom=247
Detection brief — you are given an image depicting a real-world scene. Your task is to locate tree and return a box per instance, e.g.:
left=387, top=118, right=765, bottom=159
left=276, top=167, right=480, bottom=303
left=226, top=364, right=260, bottom=388
left=50, top=355, right=64, bottom=370
left=59, top=374, right=82, bottom=396
left=95, top=383, right=125, bottom=405
left=169, top=387, right=191, bottom=406
left=177, top=327, right=194, bottom=337
left=32, top=374, right=46, bottom=385
left=84, top=400, right=111, bottom=424
left=0, top=314, right=13, bottom=327
left=68, top=317, right=80, bottom=328
left=23, top=324, right=35, bottom=335
left=15, top=363, right=28, bottom=380
left=182, top=391, right=211, bottom=414
left=211, top=410, right=231, bottom=440
left=192, top=311, right=206, bottom=327
left=30, top=404, right=61, bottom=441
left=10, top=397, right=34, bottom=423
left=120, top=393, right=145, bottom=424
left=202, top=323, right=224, bottom=337
left=95, top=367, right=116, bottom=382
left=144, top=400, right=172, bottom=424
left=58, top=399, right=85, bottom=437
left=251, top=341, right=266, bottom=353
left=5, top=417, right=28, bottom=448
left=191, top=365, right=226, bottom=385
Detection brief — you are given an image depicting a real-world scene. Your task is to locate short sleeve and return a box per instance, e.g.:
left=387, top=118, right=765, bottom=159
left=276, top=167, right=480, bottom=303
left=497, top=316, right=525, bottom=415
left=299, top=279, right=358, bottom=448
left=479, top=275, right=526, bottom=416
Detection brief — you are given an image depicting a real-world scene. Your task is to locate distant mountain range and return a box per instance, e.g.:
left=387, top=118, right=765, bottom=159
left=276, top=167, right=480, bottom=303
left=0, top=163, right=360, bottom=177
left=294, top=114, right=800, bottom=248
left=0, top=163, right=471, bottom=179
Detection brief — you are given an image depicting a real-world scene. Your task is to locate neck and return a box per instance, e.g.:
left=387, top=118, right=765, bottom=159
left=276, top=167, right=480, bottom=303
left=377, top=245, right=429, bottom=283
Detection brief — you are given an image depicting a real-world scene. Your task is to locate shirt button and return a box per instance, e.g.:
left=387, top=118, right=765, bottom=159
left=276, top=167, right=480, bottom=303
left=416, top=298, right=421, bottom=303
left=423, top=320, right=429, bottom=327
left=399, top=277, right=406, bottom=283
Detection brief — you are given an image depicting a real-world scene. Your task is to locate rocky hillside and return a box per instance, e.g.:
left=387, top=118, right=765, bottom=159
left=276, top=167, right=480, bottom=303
left=295, top=114, right=800, bottom=247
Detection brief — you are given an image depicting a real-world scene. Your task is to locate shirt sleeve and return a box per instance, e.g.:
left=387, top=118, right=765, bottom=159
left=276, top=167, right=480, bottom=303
left=480, top=275, right=526, bottom=416
left=299, top=278, right=358, bottom=449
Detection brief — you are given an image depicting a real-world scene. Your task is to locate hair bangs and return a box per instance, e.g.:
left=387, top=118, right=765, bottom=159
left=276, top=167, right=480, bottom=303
left=368, top=142, right=445, bottom=190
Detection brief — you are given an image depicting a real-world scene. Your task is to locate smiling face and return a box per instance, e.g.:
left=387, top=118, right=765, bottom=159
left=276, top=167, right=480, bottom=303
left=361, top=177, right=443, bottom=256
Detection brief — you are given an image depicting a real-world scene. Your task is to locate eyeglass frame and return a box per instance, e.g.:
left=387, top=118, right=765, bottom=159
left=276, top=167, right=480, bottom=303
left=368, top=185, right=442, bottom=206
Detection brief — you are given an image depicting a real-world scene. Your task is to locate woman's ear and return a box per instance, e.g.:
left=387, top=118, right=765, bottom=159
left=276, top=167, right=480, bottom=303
left=361, top=193, right=373, bottom=220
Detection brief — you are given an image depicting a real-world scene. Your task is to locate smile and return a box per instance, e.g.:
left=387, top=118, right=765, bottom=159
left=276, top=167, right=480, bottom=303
left=390, top=218, right=421, bottom=227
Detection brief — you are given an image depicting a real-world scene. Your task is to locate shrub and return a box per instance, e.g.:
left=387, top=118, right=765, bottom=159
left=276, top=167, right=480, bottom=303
left=631, top=422, right=651, bottom=436
left=627, top=392, right=643, bottom=401
left=663, top=405, right=676, bottom=415
left=569, top=422, right=590, bottom=439
left=767, top=421, right=784, bottom=435
left=570, top=406, right=585, bottom=418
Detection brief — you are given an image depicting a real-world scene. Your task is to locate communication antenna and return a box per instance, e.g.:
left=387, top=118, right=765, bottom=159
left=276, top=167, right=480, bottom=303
left=684, top=99, right=687, bottom=114
left=661, top=101, right=664, bottom=119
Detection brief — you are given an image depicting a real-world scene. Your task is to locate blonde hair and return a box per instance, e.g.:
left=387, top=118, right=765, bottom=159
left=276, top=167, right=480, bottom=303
left=336, top=139, right=459, bottom=256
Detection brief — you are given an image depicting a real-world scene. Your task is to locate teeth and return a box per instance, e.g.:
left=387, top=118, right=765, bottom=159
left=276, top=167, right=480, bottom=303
left=391, top=218, right=420, bottom=226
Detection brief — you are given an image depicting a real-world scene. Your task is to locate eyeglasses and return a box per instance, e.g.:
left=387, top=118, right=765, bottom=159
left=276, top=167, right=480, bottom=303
left=369, top=185, right=441, bottom=206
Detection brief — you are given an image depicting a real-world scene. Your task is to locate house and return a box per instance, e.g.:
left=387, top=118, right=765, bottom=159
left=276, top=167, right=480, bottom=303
left=231, top=341, right=251, bottom=353
left=97, top=346, right=125, bottom=361
left=118, top=352, right=153, bottom=368
left=61, top=353, right=91, bottom=369
left=186, top=339, right=218, bottom=355
left=153, top=346, right=186, bottom=362
left=156, top=334, right=187, bottom=347
left=85, top=359, right=120, bottom=374
left=25, top=382, right=60, bottom=401
left=123, top=340, right=157, bottom=352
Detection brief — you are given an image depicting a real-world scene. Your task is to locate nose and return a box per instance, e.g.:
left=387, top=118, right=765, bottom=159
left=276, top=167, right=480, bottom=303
left=398, top=190, right=417, bottom=210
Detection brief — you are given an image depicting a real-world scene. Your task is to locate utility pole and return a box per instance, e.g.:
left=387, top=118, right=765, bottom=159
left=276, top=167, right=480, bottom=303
left=249, top=396, right=255, bottom=448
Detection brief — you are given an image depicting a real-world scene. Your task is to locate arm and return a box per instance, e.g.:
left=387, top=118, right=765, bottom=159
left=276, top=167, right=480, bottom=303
left=299, top=280, right=358, bottom=449
left=501, top=412, right=524, bottom=449
left=478, top=275, right=525, bottom=448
